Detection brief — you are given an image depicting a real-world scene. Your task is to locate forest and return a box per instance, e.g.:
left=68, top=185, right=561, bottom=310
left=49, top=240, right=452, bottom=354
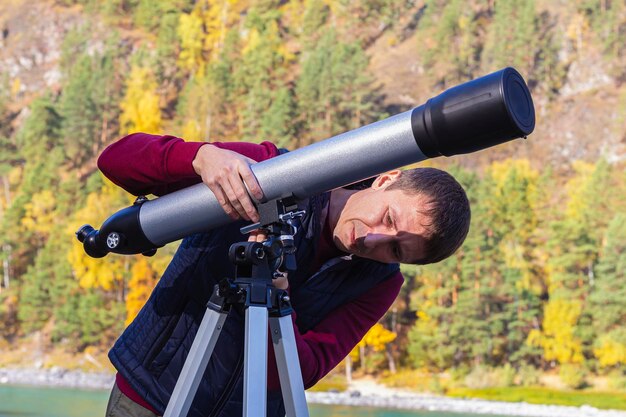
left=0, top=0, right=625, bottom=393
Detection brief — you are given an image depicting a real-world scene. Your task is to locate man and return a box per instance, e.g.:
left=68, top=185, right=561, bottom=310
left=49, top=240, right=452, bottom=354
left=99, top=133, right=470, bottom=417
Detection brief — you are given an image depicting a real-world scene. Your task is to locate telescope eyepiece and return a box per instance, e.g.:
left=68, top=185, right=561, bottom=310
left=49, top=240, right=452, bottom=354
left=76, top=224, right=95, bottom=243
left=75, top=224, right=108, bottom=258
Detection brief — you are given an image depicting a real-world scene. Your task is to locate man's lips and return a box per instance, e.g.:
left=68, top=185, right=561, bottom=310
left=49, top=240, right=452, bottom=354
left=349, top=223, right=362, bottom=253
left=350, top=225, right=356, bottom=250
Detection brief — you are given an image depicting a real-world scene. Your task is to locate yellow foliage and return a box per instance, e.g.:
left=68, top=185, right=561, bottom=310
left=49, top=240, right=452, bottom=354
left=361, top=323, right=397, bottom=351
left=119, top=66, right=162, bottom=135
left=268, top=19, right=296, bottom=64
left=500, top=240, right=527, bottom=273
left=178, top=11, right=205, bottom=72
left=200, top=1, right=222, bottom=57
left=67, top=179, right=135, bottom=291
left=11, top=77, right=21, bottom=96
left=349, top=345, right=359, bottom=361
left=594, top=336, right=626, bottom=367
left=279, top=0, right=305, bottom=34
left=458, top=15, right=469, bottom=30
left=527, top=299, right=584, bottom=364
left=199, top=0, right=244, bottom=61
left=564, top=161, right=596, bottom=221
left=416, top=310, right=430, bottom=322
left=566, top=13, right=589, bottom=50
left=7, top=166, right=22, bottom=186
left=322, top=0, right=343, bottom=17
left=181, top=119, right=202, bottom=142
left=178, top=0, right=247, bottom=69
left=350, top=323, right=397, bottom=361
left=125, top=258, right=159, bottom=326
left=489, top=159, right=539, bottom=201
left=241, top=20, right=293, bottom=65
left=21, top=189, right=56, bottom=235
left=488, top=159, right=542, bottom=290
left=242, top=28, right=261, bottom=56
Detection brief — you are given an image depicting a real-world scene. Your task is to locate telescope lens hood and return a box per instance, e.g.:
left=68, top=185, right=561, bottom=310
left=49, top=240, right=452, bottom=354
left=411, top=67, right=535, bottom=157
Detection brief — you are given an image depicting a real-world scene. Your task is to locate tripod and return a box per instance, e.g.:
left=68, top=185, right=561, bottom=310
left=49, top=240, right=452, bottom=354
left=163, top=199, right=310, bottom=417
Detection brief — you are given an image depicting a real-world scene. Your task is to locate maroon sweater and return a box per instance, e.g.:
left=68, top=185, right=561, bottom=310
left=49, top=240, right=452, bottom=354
left=98, top=133, right=404, bottom=409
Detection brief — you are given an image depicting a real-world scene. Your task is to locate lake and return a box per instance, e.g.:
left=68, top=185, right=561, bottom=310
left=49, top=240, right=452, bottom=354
left=0, top=385, right=506, bottom=417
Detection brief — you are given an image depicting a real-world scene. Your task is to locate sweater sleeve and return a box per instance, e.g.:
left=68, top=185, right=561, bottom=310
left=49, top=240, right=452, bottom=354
left=266, top=271, right=404, bottom=391
left=97, top=133, right=280, bottom=196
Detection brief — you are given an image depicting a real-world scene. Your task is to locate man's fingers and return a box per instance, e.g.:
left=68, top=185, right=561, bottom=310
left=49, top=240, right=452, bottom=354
left=206, top=181, right=239, bottom=220
left=248, top=231, right=267, bottom=242
left=239, top=159, right=264, bottom=200
left=221, top=180, right=250, bottom=221
left=228, top=175, right=259, bottom=222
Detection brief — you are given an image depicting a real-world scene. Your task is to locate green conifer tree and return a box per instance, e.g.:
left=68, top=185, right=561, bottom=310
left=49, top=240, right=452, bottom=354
left=590, top=213, right=626, bottom=368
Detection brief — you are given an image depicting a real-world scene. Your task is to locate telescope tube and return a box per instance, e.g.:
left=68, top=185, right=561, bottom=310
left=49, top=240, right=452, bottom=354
left=77, top=67, right=534, bottom=257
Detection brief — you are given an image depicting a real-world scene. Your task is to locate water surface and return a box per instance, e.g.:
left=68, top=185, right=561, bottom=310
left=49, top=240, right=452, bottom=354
left=0, top=385, right=507, bottom=417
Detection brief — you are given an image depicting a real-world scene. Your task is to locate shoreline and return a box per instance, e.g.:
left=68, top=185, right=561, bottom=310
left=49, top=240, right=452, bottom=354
left=0, top=367, right=114, bottom=390
left=1, top=367, right=626, bottom=417
left=307, top=390, right=626, bottom=417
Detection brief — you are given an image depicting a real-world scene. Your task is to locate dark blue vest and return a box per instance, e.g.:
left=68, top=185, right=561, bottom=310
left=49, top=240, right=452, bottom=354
left=109, top=194, right=399, bottom=417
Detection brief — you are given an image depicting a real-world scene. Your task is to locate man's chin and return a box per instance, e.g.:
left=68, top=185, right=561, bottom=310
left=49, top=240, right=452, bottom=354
left=332, top=236, right=348, bottom=253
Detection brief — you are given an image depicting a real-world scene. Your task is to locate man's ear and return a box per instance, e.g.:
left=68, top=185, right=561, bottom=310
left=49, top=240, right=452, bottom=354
left=371, top=170, right=402, bottom=190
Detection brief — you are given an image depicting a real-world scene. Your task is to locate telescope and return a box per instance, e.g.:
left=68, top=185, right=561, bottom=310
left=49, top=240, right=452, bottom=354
left=77, top=67, right=535, bottom=258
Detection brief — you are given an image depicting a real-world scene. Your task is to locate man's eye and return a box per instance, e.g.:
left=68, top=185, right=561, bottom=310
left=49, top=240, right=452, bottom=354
left=393, top=243, right=401, bottom=261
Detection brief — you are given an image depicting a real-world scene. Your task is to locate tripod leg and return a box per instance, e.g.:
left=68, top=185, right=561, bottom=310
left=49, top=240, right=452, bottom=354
left=164, top=308, right=228, bottom=417
left=243, top=305, right=269, bottom=417
left=269, top=316, right=309, bottom=417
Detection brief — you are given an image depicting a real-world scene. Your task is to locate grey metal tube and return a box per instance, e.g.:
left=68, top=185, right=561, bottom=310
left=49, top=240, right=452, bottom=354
left=140, top=110, right=423, bottom=246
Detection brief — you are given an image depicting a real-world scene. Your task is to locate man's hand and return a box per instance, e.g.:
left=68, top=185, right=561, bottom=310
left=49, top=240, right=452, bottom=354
left=192, top=144, right=264, bottom=222
left=248, top=230, right=288, bottom=290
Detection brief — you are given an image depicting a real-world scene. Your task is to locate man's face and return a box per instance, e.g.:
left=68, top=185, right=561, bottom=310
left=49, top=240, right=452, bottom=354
left=332, top=171, right=432, bottom=264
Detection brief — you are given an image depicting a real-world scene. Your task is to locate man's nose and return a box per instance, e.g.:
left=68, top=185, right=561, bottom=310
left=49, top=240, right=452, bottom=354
left=363, top=233, right=393, bottom=249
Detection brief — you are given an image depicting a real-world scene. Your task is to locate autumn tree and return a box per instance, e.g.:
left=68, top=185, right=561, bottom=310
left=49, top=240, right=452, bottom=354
left=177, top=31, right=243, bottom=142
left=119, top=65, right=163, bottom=135
left=351, top=323, right=397, bottom=373
left=125, top=258, right=159, bottom=326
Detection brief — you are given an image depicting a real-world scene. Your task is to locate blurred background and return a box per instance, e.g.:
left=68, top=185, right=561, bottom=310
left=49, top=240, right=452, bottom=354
left=0, top=0, right=625, bottom=412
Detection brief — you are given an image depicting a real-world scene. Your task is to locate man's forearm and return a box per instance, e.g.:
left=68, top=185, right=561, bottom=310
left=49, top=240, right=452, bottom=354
left=97, top=133, right=280, bottom=196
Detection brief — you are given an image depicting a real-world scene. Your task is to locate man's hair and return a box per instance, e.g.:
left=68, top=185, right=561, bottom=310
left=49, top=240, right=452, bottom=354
left=387, top=168, right=470, bottom=265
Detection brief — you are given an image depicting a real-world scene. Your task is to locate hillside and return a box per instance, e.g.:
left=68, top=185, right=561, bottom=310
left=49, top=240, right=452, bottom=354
left=2, top=1, right=625, bottom=169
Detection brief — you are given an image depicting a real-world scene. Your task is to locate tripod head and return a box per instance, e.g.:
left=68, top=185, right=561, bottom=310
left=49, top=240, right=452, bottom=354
left=240, top=196, right=305, bottom=273
left=209, top=197, right=304, bottom=316
left=229, top=197, right=305, bottom=288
